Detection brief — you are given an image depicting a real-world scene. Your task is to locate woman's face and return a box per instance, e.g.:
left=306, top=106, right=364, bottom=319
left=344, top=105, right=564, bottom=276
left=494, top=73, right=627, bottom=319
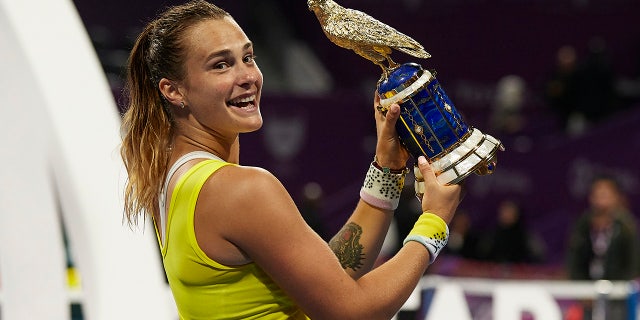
left=178, top=17, right=263, bottom=137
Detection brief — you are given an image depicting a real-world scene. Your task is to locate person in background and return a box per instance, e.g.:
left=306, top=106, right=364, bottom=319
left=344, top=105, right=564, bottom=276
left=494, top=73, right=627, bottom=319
left=444, top=209, right=481, bottom=260
left=566, top=174, right=639, bottom=319
left=490, top=75, right=527, bottom=136
left=571, top=37, right=619, bottom=129
left=481, top=199, right=539, bottom=264
left=119, top=1, right=463, bottom=319
left=545, top=45, right=579, bottom=133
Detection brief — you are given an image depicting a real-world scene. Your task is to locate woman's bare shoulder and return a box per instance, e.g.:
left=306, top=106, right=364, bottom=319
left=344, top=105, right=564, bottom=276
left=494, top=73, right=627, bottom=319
left=198, top=164, right=293, bottom=215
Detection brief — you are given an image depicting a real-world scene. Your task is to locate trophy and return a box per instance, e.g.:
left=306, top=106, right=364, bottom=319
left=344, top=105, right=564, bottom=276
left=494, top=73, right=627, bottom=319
left=308, top=0, right=504, bottom=197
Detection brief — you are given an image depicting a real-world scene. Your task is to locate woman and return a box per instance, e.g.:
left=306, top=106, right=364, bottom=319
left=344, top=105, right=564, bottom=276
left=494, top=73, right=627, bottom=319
left=120, top=1, right=462, bottom=319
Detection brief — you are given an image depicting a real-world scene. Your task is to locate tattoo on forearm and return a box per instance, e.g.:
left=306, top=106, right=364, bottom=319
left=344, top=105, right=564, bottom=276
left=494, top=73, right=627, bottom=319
left=329, top=222, right=365, bottom=271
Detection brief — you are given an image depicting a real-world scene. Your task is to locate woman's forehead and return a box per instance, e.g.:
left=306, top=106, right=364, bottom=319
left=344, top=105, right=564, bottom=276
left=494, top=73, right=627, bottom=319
left=185, top=17, right=248, bottom=50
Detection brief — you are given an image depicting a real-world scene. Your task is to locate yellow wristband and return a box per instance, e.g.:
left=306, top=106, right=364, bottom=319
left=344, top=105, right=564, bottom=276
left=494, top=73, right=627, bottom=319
left=403, top=212, right=449, bottom=264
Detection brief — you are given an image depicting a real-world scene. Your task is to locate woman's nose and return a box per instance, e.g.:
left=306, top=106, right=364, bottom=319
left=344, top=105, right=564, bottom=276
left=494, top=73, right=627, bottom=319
left=238, top=65, right=262, bottom=86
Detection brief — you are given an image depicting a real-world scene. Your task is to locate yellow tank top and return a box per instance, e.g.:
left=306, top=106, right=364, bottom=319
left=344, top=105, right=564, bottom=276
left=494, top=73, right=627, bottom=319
left=158, top=159, right=309, bottom=320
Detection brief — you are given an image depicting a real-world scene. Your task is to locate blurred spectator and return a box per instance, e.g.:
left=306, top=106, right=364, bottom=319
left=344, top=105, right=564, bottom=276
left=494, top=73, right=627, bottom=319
left=393, top=182, right=423, bottom=253
left=566, top=174, right=639, bottom=281
left=299, top=182, right=328, bottom=240
left=444, top=209, right=481, bottom=260
left=566, top=174, right=639, bottom=320
left=490, top=75, right=527, bottom=136
left=570, top=37, right=619, bottom=132
left=479, top=199, right=542, bottom=263
left=545, top=45, right=579, bottom=133
left=546, top=39, right=624, bottom=136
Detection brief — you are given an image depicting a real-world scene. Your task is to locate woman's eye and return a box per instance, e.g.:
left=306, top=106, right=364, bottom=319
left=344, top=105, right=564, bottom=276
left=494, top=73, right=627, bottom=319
left=213, top=62, right=229, bottom=70
left=243, top=54, right=256, bottom=63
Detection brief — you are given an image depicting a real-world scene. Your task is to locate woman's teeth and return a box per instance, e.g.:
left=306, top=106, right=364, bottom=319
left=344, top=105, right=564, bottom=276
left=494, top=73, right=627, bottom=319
left=228, top=95, right=255, bottom=107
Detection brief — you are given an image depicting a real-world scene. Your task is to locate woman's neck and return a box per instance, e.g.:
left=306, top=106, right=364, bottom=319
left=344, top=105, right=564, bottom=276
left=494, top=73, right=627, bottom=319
left=171, top=134, right=240, bottom=164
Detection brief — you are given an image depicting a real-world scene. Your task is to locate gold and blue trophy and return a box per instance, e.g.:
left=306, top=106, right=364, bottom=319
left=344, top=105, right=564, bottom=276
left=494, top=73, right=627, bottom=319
left=309, top=0, right=504, bottom=197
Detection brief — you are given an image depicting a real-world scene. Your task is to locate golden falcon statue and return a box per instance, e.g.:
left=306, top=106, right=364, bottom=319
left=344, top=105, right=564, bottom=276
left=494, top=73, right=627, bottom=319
left=308, top=0, right=431, bottom=73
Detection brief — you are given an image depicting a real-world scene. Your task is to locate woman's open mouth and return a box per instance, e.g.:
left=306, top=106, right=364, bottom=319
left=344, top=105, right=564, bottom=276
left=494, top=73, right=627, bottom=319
left=227, top=95, right=256, bottom=109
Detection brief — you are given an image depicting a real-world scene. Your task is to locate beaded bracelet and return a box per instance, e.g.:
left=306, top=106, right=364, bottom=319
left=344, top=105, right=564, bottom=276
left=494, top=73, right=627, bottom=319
left=372, top=156, right=408, bottom=174
left=360, top=158, right=408, bottom=210
left=403, top=212, right=449, bottom=264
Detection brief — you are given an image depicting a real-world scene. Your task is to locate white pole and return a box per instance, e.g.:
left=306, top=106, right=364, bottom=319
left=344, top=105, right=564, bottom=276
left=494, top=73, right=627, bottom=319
left=0, top=0, right=175, bottom=318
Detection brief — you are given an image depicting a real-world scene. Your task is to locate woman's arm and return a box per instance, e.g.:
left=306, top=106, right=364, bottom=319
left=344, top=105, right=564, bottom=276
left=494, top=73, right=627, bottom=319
left=196, top=155, right=460, bottom=320
left=328, top=200, right=395, bottom=278
left=328, top=95, right=411, bottom=278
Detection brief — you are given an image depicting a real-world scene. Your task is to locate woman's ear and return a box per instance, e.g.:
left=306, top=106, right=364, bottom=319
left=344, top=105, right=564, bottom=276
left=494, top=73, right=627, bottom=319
left=158, top=78, right=184, bottom=107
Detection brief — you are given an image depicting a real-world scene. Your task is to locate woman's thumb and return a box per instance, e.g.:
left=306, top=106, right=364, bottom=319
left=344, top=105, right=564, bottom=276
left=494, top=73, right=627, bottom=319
left=417, top=156, right=436, bottom=183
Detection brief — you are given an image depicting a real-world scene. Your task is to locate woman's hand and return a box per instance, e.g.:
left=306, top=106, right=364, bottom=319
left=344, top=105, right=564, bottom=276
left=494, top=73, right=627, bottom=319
left=373, top=92, right=409, bottom=170
left=415, top=156, right=462, bottom=224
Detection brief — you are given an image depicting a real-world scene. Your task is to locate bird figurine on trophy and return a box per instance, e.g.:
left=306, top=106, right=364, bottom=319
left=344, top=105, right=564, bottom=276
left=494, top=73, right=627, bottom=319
left=308, top=0, right=504, bottom=197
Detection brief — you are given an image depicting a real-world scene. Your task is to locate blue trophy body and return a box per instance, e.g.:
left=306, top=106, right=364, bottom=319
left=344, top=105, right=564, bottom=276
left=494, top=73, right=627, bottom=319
left=378, top=63, right=503, bottom=186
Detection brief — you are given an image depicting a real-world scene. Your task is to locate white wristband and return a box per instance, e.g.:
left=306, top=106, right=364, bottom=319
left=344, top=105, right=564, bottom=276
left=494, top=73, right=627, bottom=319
left=360, top=161, right=407, bottom=210
left=404, top=232, right=448, bottom=264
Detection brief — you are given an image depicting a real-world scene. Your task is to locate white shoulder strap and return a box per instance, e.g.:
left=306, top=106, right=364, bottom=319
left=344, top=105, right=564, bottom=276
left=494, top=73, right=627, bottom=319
left=158, top=151, right=222, bottom=245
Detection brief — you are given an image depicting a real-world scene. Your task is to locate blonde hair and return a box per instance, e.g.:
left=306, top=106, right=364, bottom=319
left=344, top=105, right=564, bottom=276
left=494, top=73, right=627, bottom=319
left=120, top=0, right=230, bottom=226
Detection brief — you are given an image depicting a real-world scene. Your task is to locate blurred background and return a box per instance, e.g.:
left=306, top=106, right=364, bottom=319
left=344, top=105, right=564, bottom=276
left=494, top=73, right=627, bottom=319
left=68, top=0, right=640, bottom=318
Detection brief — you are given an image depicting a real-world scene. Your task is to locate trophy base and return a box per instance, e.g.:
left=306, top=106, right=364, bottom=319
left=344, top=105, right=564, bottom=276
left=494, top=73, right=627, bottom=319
left=414, top=128, right=503, bottom=197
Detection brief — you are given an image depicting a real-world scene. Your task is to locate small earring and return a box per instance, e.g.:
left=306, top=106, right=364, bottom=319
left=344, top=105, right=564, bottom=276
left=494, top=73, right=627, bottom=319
left=180, top=101, right=185, bottom=109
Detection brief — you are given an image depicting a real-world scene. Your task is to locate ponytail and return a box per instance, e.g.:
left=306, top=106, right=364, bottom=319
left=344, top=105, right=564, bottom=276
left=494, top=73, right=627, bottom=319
left=120, top=23, right=173, bottom=226
left=119, top=0, right=231, bottom=226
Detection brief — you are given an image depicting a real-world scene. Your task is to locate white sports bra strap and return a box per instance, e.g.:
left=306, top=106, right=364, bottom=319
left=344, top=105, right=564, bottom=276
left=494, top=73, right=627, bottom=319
left=158, top=151, right=222, bottom=245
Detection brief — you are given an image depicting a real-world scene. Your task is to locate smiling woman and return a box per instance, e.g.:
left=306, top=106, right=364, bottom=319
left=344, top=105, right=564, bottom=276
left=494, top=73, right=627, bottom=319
left=158, top=16, right=263, bottom=137
left=119, top=1, right=463, bottom=319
